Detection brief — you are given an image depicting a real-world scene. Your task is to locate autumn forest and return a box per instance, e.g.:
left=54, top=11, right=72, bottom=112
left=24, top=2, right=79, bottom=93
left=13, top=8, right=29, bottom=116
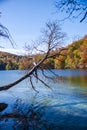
left=0, top=35, right=87, bottom=70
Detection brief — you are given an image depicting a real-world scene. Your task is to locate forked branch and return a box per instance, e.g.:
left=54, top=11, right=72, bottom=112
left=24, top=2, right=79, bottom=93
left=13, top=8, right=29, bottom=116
left=55, top=0, right=87, bottom=22
left=0, top=21, right=65, bottom=91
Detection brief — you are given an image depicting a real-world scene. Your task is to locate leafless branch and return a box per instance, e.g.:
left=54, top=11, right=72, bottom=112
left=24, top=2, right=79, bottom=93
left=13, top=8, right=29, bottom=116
left=47, top=48, right=68, bottom=59
left=0, top=21, right=65, bottom=91
left=33, top=73, right=51, bottom=89
left=55, top=0, right=87, bottom=22
left=0, top=53, right=48, bottom=91
left=29, top=76, right=39, bottom=93
left=80, top=11, right=87, bottom=22
left=0, top=24, right=15, bottom=47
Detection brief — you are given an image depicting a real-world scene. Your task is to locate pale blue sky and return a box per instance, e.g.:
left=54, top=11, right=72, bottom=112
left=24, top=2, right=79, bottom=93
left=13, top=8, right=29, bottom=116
left=0, top=0, right=87, bottom=54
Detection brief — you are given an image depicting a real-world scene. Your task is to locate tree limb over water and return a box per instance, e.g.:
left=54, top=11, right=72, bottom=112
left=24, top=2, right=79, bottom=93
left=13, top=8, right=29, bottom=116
left=0, top=21, right=66, bottom=91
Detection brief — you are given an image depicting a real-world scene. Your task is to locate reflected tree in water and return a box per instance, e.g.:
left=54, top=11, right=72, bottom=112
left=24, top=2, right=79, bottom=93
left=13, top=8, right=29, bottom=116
left=0, top=98, right=57, bottom=130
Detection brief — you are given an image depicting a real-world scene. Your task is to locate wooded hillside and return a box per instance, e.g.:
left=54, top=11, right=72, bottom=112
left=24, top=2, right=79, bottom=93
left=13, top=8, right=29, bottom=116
left=0, top=35, right=87, bottom=70
left=55, top=35, right=87, bottom=69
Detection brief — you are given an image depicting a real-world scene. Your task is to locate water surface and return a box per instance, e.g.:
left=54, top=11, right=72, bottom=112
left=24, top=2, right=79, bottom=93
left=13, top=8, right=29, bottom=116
left=0, top=70, right=87, bottom=130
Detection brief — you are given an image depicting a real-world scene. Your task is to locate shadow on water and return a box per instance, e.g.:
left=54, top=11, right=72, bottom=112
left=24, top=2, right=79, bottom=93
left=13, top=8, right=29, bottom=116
left=0, top=93, right=87, bottom=130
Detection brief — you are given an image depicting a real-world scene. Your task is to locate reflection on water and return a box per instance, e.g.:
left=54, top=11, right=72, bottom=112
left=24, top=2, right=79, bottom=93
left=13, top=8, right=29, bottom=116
left=0, top=70, right=87, bottom=130
left=65, top=76, right=87, bottom=88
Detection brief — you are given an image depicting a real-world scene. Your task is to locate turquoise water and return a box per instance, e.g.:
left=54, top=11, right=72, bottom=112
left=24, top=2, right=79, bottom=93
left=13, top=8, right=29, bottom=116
left=0, top=70, right=87, bottom=130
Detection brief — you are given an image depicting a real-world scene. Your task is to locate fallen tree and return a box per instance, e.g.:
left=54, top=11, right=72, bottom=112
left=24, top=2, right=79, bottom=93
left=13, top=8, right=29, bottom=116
left=0, top=21, right=66, bottom=91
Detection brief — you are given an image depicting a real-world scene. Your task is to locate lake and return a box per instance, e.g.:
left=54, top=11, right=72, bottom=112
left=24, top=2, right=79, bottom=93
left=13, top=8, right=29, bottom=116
left=0, top=70, right=87, bottom=130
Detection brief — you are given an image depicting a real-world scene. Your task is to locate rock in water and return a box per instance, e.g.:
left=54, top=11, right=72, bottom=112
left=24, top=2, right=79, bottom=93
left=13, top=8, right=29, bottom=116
left=0, top=103, right=8, bottom=112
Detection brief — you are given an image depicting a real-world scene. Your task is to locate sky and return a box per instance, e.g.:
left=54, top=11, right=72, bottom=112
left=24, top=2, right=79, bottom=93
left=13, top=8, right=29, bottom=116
left=0, top=0, right=87, bottom=54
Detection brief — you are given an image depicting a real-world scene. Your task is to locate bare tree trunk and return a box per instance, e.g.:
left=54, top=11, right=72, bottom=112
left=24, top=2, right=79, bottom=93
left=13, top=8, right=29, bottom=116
left=0, top=21, right=66, bottom=91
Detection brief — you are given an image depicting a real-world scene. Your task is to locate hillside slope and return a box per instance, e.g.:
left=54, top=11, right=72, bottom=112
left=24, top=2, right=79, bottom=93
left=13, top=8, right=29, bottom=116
left=0, top=35, right=87, bottom=70
left=0, top=51, right=23, bottom=70
left=55, top=35, right=87, bottom=69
